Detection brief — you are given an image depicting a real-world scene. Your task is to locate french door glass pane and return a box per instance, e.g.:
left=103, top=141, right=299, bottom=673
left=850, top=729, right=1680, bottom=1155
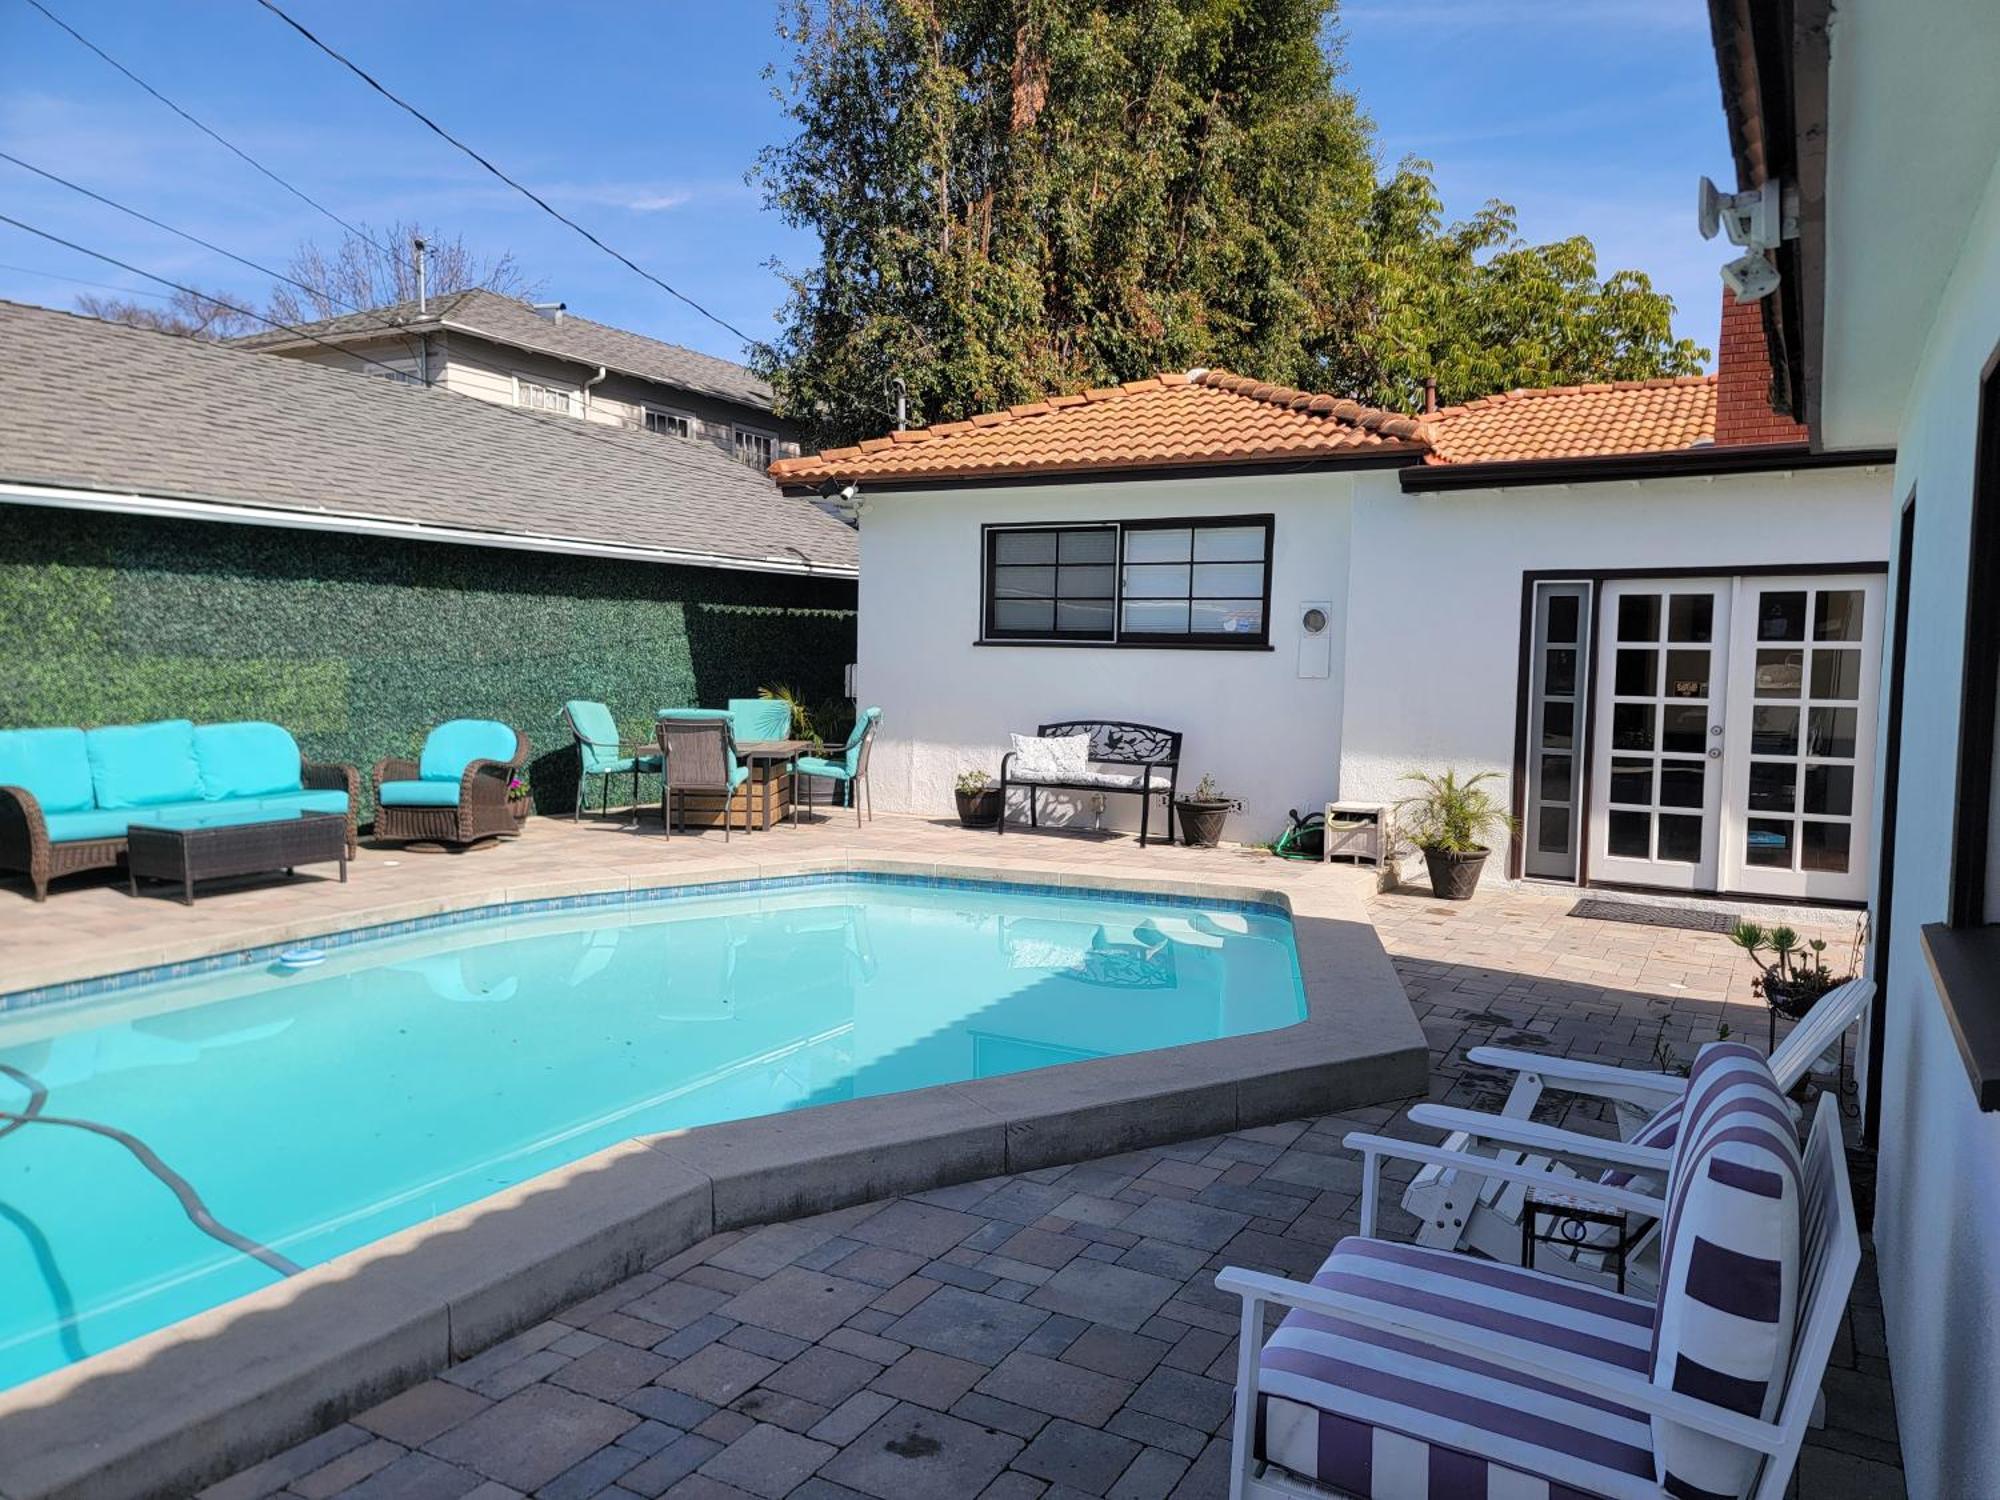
left=1802, top=821, right=1851, bottom=872
left=1658, top=815, right=1702, bottom=863
left=1615, top=649, right=1657, bottom=695
left=1814, top=590, right=1865, bottom=641
left=1807, top=706, right=1857, bottom=757
left=1659, top=761, right=1705, bottom=807
left=1751, top=706, right=1799, bottom=755
left=1749, top=762, right=1797, bottom=812
left=1546, top=648, right=1577, bottom=696
left=1618, top=594, right=1661, bottom=642
left=1612, top=703, right=1655, bottom=751
left=1547, top=594, right=1580, bottom=643
left=1543, top=701, right=1574, bottom=749
left=1192, top=526, right=1265, bottom=561
left=1755, top=650, right=1803, bottom=697
left=1609, top=811, right=1651, bottom=856
left=1758, top=591, right=1808, bottom=641
left=1668, top=594, right=1714, bottom=642
left=1121, top=528, right=1189, bottom=563
left=1664, top=650, right=1711, bottom=698
left=1747, top=819, right=1794, bottom=867
left=1662, top=706, right=1707, bottom=753
left=1538, top=806, right=1571, bottom=854
left=1540, top=754, right=1572, bottom=802
left=1610, top=757, right=1653, bottom=805
left=1804, top=764, right=1854, bottom=817
left=1811, top=649, right=1862, bottom=700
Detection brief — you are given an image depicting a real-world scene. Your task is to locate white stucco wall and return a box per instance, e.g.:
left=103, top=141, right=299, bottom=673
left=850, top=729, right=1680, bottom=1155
left=1861, top=143, right=2000, bottom=1499
left=854, top=470, right=1357, bottom=844
left=1337, top=465, right=1890, bottom=878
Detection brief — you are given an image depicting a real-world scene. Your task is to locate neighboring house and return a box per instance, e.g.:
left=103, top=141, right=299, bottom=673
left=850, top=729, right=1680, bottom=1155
left=1706, top=0, right=2000, bottom=1492
left=774, top=292, right=1891, bottom=904
left=232, top=287, right=802, bottom=469
left=0, top=299, right=856, bottom=816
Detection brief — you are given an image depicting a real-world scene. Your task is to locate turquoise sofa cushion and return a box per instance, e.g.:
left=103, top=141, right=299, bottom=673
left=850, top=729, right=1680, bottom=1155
left=380, top=779, right=465, bottom=808
left=40, top=791, right=348, bottom=844
left=251, top=790, right=349, bottom=818
left=794, top=755, right=851, bottom=782
left=0, top=727, right=94, bottom=814
left=419, top=720, right=516, bottom=782
left=42, top=807, right=140, bottom=843
left=86, top=720, right=201, bottom=809
left=727, top=698, right=793, bottom=744
left=193, top=722, right=303, bottom=800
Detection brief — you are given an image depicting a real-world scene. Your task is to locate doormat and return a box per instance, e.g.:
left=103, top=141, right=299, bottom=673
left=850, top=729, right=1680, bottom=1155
left=1568, top=898, right=1737, bottom=935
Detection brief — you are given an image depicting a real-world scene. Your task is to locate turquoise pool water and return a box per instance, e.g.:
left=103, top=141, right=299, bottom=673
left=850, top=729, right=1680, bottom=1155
left=0, top=877, right=1302, bottom=1390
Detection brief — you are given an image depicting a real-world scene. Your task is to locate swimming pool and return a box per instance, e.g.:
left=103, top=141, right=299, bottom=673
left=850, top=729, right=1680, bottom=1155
left=0, top=876, right=1304, bottom=1391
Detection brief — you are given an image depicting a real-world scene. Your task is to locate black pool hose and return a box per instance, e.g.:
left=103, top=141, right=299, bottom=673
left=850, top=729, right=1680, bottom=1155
left=0, top=1063, right=301, bottom=1278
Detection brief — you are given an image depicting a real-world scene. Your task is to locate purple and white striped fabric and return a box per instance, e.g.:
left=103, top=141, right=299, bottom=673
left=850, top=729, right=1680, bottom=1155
left=1598, top=1094, right=1685, bottom=1192
left=1257, top=1237, right=1662, bottom=1499
left=1648, top=1043, right=1802, bottom=1500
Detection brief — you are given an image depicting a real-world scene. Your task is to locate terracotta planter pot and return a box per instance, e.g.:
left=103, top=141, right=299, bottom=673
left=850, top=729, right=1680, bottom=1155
left=1175, top=799, right=1233, bottom=848
left=955, top=787, right=1001, bottom=828
left=508, top=798, right=531, bottom=830
left=1422, top=845, right=1488, bottom=900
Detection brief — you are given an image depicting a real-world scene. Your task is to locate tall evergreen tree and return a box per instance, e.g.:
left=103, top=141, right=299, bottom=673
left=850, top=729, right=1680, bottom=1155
left=756, top=0, right=1706, bottom=448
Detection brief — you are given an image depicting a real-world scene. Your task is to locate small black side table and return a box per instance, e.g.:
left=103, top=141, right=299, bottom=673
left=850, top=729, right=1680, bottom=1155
left=1521, top=1187, right=1645, bottom=1294
left=128, top=812, right=349, bottom=905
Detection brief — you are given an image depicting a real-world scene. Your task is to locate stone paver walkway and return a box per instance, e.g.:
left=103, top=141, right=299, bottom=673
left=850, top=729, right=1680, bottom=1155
left=205, top=876, right=1900, bottom=1500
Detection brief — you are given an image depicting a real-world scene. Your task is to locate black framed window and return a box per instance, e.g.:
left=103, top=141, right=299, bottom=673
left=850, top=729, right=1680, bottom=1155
left=981, top=516, right=1273, bottom=647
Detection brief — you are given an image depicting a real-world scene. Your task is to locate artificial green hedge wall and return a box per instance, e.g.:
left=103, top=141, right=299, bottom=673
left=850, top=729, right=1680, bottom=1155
left=0, top=510, right=857, bottom=818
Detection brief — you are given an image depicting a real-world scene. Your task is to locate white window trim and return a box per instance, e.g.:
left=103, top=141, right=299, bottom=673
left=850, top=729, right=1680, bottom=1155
left=642, top=404, right=697, bottom=439
left=512, top=372, right=579, bottom=416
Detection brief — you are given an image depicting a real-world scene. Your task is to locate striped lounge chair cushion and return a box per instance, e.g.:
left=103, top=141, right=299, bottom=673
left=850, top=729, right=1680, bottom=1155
left=1649, top=1043, right=1802, bottom=1500
left=1257, top=1237, right=1662, bottom=1499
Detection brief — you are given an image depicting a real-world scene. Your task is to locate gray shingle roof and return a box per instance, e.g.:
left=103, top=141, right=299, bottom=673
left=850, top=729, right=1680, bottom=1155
left=0, top=301, right=856, bottom=574
left=232, top=288, right=775, bottom=410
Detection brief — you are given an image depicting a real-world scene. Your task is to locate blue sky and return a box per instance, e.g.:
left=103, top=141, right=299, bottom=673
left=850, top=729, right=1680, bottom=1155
left=0, top=1, right=1731, bottom=371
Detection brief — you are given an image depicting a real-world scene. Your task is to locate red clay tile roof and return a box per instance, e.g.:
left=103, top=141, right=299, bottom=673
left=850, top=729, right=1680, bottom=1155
left=1421, top=377, right=1718, bottom=465
left=768, top=370, right=1428, bottom=485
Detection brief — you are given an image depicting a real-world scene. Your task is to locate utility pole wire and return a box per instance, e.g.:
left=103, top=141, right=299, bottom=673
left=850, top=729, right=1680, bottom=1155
left=19, top=0, right=395, bottom=259
left=249, top=0, right=761, bottom=351
left=0, top=213, right=418, bottom=382
left=0, top=150, right=372, bottom=318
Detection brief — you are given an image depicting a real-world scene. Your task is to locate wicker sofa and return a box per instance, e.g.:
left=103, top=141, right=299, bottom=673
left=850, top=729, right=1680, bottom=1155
left=0, top=719, right=359, bottom=901
left=372, top=720, right=530, bottom=848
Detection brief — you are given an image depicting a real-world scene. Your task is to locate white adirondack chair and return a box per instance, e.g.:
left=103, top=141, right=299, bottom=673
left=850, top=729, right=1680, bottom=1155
left=1218, top=1080, right=1859, bottom=1500
left=1400, top=976, right=1871, bottom=1290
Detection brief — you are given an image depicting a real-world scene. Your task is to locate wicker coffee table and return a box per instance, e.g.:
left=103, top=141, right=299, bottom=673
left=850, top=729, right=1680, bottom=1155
left=127, top=811, right=350, bottom=905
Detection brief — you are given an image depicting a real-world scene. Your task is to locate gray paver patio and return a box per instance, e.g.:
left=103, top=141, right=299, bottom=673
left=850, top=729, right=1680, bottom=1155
left=199, top=859, right=1898, bottom=1499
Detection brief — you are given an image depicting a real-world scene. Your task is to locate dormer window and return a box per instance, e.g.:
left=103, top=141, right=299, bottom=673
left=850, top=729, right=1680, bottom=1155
left=734, top=427, right=776, bottom=469
left=644, top=407, right=694, bottom=439
left=515, top=377, right=576, bottom=416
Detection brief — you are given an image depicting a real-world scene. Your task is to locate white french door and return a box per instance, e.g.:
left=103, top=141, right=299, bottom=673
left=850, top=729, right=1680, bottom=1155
left=1588, top=581, right=1734, bottom=891
left=1585, top=573, right=1883, bottom=902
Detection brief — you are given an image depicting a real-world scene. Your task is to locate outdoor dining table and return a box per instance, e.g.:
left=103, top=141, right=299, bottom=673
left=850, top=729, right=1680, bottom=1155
left=735, top=738, right=814, bottom=830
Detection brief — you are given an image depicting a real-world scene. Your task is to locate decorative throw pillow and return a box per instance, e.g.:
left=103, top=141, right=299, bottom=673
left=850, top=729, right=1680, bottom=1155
left=1010, top=733, right=1089, bottom=780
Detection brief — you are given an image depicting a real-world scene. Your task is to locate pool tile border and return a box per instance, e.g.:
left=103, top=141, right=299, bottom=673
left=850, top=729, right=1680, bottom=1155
left=0, top=858, right=1426, bottom=1500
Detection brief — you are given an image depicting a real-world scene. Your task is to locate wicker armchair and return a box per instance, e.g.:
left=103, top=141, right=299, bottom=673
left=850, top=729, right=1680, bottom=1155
left=372, top=721, right=530, bottom=848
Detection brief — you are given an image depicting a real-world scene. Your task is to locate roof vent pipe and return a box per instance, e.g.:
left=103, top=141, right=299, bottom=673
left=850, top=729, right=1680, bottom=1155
left=413, top=236, right=427, bottom=315
left=1422, top=376, right=1437, bottom=415
left=533, top=301, right=567, bottom=323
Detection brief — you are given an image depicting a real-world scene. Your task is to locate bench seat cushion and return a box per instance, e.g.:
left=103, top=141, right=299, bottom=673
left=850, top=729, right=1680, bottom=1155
left=1257, top=1237, right=1659, bottom=1500
left=1009, top=768, right=1146, bottom=790
left=0, top=728, right=94, bottom=814
left=380, top=779, right=466, bottom=808
left=41, top=791, right=350, bottom=843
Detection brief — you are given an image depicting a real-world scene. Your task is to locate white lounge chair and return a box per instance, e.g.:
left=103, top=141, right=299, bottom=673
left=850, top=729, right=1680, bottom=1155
left=1218, top=1046, right=1858, bottom=1500
left=1400, top=976, right=1871, bottom=1289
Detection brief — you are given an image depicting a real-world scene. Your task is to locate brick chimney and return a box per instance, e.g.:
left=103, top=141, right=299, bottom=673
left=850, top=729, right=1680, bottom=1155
left=1713, top=289, right=1807, bottom=447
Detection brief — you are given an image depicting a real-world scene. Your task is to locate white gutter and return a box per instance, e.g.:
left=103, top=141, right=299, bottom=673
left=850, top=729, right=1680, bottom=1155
left=0, top=481, right=858, bottom=580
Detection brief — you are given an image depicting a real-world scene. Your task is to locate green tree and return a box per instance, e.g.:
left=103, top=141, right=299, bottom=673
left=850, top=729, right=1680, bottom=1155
left=756, top=0, right=1706, bottom=448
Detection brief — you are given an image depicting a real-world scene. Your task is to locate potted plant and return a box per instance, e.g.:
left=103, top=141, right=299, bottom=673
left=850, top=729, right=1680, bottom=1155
left=1729, top=921, right=1856, bottom=1021
left=507, top=774, right=532, bottom=827
left=1396, top=768, right=1515, bottom=900
left=1174, top=774, right=1240, bottom=848
left=955, top=769, right=1001, bottom=828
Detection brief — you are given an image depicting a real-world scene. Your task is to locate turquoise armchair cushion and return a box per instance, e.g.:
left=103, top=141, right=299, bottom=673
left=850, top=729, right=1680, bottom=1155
left=419, top=720, right=517, bottom=782
left=727, top=698, right=793, bottom=744
left=380, top=780, right=466, bottom=808
left=0, top=727, right=93, bottom=814
left=841, top=706, right=882, bottom=775
left=794, top=755, right=851, bottom=782
left=86, top=719, right=202, bottom=809
left=193, top=722, right=304, bottom=800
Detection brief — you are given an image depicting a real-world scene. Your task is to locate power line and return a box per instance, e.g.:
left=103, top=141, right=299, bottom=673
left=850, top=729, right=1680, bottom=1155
left=250, top=0, right=761, bottom=350
left=0, top=213, right=418, bottom=381
left=0, top=150, right=372, bottom=318
left=0, top=261, right=173, bottom=301
left=18, top=0, right=393, bottom=259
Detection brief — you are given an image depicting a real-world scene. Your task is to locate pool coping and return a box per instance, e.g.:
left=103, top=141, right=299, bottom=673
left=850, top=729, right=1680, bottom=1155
left=0, top=858, right=1427, bottom=1500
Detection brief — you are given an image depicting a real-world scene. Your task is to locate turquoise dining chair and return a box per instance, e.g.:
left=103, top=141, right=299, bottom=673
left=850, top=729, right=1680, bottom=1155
left=793, top=707, right=880, bottom=827
left=561, top=700, right=661, bottom=822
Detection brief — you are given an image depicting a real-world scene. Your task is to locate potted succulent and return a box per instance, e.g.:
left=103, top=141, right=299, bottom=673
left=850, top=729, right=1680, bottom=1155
left=1396, top=768, right=1516, bottom=900
left=1729, top=920, right=1857, bottom=1022
left=1174, top=774, right=1240, bottom=848
left=955, top=769, right=1001, bottom=828
left=507, top=774, right=532, bottom=827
